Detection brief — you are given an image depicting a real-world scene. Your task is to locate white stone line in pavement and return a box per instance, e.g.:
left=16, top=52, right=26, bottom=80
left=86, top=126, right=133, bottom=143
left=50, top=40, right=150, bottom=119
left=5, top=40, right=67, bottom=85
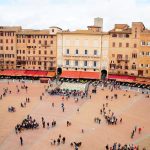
left=133, top=134, right=150, bottom=145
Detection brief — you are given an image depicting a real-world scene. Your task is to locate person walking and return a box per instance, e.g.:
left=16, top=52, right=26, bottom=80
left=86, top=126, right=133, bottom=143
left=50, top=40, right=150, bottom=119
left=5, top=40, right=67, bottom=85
left=20, top=136, right=23, bottom=146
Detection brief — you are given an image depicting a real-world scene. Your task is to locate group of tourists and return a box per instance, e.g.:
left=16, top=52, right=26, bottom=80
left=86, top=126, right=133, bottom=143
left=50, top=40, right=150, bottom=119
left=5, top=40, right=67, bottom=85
left=0, top=87, right=11, bottom=100
left=15, top=115, right=39, bottom=134
left=41, top=117, right=57, bottom=129
left=50, top=134, right=66, bottom=145
left=70, top=142, right=82, bottom=150
left=49, top=88, right=88, bottom=99
left=8, top=106, right=16, bottom=112
left=105, top=143, right=140, bottom=150
left=20, top=97, right=30, bottom=108
left=100, top=103, right=122, bottom=125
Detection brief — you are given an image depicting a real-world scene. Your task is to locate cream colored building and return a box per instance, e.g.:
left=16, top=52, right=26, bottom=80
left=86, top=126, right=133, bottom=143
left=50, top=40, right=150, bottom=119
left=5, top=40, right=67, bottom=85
left=57, top=18, right=109, bottom=78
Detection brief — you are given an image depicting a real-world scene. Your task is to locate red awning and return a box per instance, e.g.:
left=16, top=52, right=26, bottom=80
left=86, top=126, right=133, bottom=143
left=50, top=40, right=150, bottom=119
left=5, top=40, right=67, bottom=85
left=60, top=71, right=100, bottom=79
left=60, top=71, right=80, bottom=79
left=24, top=70, right=37, bottom=76
left=34, top=71, right=48, bottom=77
left=14, top=70, right=26, bottom=76
left=0, top=70, right=16, bottom=76
left=80, top=71, right=100, bottom=79
left=108, top=74, right=136, bottom=81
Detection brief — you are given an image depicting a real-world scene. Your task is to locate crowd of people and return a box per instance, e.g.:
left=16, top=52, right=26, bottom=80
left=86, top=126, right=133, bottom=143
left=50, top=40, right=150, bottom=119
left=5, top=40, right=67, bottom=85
left=49, top=88, right=88, bottom=99
left=0, top=78, right=149, bottom=149
left=50, top=134, right=66, bottom=145
left=15, top=115, right=39, bottom=134
left=100, top=103, right=122, bottom=125
left=105, top=143, right=141, bottom=150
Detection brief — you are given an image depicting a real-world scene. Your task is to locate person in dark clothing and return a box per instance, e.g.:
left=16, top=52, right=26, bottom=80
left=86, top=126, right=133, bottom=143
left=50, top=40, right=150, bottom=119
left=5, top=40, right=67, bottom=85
left=20, top=136, right=23, bottom=146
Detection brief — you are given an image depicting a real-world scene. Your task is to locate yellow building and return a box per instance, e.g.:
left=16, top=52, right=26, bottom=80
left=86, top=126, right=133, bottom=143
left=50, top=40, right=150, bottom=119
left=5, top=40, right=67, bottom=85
left=138, top=30, right=150, bottom=77
left=108, top=22, right=145, bottom=77
left=57, top=18, right=109, bottom=79
left=16, top=26, right=61, bottom=71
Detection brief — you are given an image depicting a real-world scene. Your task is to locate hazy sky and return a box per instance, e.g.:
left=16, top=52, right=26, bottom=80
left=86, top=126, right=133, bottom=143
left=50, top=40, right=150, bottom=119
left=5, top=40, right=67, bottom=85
left=0, top=0, right=150, bottom=31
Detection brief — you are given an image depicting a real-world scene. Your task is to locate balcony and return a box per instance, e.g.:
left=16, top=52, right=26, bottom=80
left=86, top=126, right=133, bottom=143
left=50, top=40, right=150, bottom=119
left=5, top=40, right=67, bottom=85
left=117, top=58, right=129, bottom=63
left=41, top=44, right=50, bottom=47
left=16, top=60, right=26, bottom=65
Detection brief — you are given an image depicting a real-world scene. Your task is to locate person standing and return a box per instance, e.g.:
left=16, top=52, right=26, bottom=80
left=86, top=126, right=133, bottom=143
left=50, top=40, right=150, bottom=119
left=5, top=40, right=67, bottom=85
left=20, top=136, right=23, bottom=146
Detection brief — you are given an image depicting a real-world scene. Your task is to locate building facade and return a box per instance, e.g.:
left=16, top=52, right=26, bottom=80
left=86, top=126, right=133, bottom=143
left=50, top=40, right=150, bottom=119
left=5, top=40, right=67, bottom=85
left=0, top=26, right=21, bottom=70
left=57, top=18, right=109, bottom=78
left=0, top=26, right=61, bottom=71
left=0, top=18, right=150, bottom=79
left=108, top=22, right=145, bottom=77
left=138, top=30, right=150, bottom=77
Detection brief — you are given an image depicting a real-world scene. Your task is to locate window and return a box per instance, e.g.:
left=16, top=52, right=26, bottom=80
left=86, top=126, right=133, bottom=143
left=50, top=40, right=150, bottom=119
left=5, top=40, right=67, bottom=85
left=146, top=52, right=149, bottom=56
left=112, top=34, right=117, bottom=37
left=84, top=61, right=87, bottom=66
left=117, top=54, right=122, bottom=60
left=93, top=61, right=96, bottom=67
left=39, top=50, right=41, bottom=54
left=0, top=32, right=3, bottom=36
left=6, top=46, right=8, bottom=50
left=75, top=49, right=78, bottom=55
left=6, top=39, right=8, bottom=43
left=94, top=50, right=97, bottom=55
left=33, top=39, right=35, bottom=43
left=0, top=39, right=3, bottom=43
left=23, top=39, right=25, bottom=43
left=141, top=41, right=145, bottom=46
left=75, top=60, right=78, bottom=66
left=125, top=66, right=128, bottom=69
left=11, top=46, right=13, bottom=50
left=125, top=34, right=129, bottom=38
left=50, top=41, right=53, bottom=44
left=28, top=39, right=30, bottom=43
left=125, top=55, right=128, bottom=60
left=39, top=40, right=41, bottom=44
left=126, top=43, right=129, bottom=47
left=118, top=34, right=123, bottom=38
left=134, top=44, right=137, bottom=48
left=112, top=54, right=115, bottom=57
left=66, top=60, right=69, bottom=65
left=119, top=42, right=122, bottom=47
left=0, top=46, right=3, bottom=50
left=11, top=39, right=13, bottom=43
left=50, top=50, right=53, bottom=55
left=85, top=50, right=88, bottom=55
left=66, top=49, right=69, bottom=54
left=44, top=51, right=47, bottom=55
left=132, top=63, right=136, bottom=69
left=33, top=51, right=35, bottom=54
left=52, top=29, right=54, bottom=32
left=45, top=40, right=47, bottom=45
left=132, top=53, right=137, bottom=58
left=112, top=42, right=115, bottom=47
left=84, top=40, right=88, bottom=47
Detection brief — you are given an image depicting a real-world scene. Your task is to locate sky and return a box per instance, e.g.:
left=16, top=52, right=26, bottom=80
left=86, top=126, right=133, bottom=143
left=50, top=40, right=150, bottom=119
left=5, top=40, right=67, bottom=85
left=0, top=0, right=150, bottom=31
